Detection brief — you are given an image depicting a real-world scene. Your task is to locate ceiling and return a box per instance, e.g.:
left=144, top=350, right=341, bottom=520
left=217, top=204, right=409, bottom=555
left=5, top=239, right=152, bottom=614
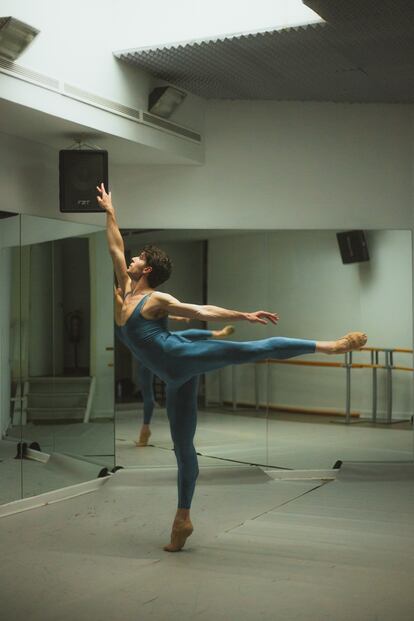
left=115, top=0, right=414, bottom=103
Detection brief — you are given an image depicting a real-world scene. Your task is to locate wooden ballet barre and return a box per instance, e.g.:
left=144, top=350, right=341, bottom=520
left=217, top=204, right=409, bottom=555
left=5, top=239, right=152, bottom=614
left=258, top=359, right=413, bottom=372
left=258, top=359, right=385, bottom=370
left=361, top=347, right=413, bottom=354
left=216, top=348, right=413, bottom=425
left=242, top=352, right=412, bottom=425
left=256, top=359, right=343, bottom=368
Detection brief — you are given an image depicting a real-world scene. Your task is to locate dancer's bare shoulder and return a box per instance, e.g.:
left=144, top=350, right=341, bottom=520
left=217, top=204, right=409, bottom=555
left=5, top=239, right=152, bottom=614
left=141, top=291, right=177, bottom=319
left=146, top=292, right=202, bottom=321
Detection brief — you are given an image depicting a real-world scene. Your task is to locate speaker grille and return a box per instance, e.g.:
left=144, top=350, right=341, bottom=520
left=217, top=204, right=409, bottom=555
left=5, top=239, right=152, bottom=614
left=59, top=150, right=108, bottom=213
left=336, top=230, right=369, bottom=264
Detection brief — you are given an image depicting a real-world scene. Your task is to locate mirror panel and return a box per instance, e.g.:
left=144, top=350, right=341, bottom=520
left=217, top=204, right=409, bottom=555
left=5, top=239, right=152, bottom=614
left=113, top=228, right=413, bottom=474
left=203, top=231, right=270, bottom=466
left=0, top=213, right=23, bottom=504
left=19, top=215, right=115, bottom=499
left=114, top=230, right=270, bottom=471
left=265, top=229, right=413, bottom=468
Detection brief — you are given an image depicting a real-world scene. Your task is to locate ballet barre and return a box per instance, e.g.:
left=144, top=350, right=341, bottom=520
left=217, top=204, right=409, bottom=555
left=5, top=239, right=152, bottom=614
left=212, top=347, right=413, bottom=425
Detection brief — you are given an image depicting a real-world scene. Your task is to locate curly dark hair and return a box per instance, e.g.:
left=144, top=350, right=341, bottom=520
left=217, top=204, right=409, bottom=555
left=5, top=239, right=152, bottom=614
left=141, top=244, right=172, bottom=288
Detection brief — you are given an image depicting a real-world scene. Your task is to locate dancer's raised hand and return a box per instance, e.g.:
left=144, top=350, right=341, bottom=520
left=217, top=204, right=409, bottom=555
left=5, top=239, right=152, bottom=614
left=96, top=182, right=113, bottom=213
left=245, top=311, right=279, bottom=325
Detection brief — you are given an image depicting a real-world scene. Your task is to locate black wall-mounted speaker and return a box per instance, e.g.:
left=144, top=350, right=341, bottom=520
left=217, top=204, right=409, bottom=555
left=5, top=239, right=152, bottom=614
left=336, top=230, right=369, bottom=264
left=59, top=150, right=108, bottom=213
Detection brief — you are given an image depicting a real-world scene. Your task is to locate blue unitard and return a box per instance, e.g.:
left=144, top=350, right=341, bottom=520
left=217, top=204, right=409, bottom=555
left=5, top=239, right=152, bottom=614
left=118, top=294, right=316, bottom=509
left=138, top=329, right=214, bottom=424
left=116, top=326, right=214, bottom=425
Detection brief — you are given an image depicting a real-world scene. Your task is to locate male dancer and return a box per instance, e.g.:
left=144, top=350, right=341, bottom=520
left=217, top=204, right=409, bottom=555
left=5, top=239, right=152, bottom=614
left=98, top=183, right=367, bottom=552
left=114, top=285, right=234, bottom=446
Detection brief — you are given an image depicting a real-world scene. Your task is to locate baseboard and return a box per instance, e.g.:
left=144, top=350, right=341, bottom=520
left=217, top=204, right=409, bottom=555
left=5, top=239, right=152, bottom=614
left=218, top=400, right=361, bottom=418
left=0, top=475, right=110, bottom=519
left=264, top=468, right=337, bottom=481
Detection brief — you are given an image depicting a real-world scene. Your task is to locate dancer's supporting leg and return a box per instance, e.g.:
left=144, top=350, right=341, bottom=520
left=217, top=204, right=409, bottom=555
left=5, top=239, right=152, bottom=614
left=164, top=376, right=199, bottom=552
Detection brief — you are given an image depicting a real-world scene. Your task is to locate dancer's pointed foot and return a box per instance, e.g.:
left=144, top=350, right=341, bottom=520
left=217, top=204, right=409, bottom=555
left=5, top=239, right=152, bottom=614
left=134, top=426, right=151, bottom=447
left=335, top=332, right=367, bottom=353
left=163, top=518, right=194, bottom=552
left=213, top=324, right=235, bottom=339
left=317, top=331, right=367, bottom=354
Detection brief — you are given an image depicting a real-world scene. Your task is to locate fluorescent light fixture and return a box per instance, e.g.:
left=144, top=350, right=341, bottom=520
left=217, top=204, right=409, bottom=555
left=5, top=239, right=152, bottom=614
left=0, top=16, right=39, bottom=61
left=148, top=86, right=187, bottom=119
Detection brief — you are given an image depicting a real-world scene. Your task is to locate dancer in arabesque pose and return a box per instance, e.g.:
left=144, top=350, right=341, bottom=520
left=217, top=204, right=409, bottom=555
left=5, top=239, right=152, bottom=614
left=98, top=183, right=367, bottom=552
left=114, top=285, right=234, bottom=446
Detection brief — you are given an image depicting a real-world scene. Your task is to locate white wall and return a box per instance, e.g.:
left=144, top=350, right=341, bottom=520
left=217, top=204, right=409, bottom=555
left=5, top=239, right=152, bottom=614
left=2, top=102, right=412, bottom=230
left=113, top=102, right=413, bottom=230
left=206, top=230, right=413, bottom=419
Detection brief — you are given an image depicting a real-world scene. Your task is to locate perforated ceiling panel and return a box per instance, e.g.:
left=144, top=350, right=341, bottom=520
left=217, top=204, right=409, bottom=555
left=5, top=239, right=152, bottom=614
left=115, top=0, right=414, bottom=103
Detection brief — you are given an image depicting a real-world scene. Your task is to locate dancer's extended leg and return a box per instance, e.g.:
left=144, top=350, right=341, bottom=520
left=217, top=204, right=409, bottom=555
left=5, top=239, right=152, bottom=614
left=164, top=376, right=199, bottom=552
left=163, top=336, right=317, bottom=386
left=162, top=332, right=367, bottom=387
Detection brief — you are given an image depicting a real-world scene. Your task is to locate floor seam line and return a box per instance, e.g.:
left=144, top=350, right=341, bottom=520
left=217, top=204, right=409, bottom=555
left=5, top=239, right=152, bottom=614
left=222, top=481, right=329, bottom=535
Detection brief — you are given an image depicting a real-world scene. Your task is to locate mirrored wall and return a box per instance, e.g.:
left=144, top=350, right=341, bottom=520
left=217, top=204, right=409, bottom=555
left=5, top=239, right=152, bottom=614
left=0, top=213, right=115, bottom=505
left=114, top=228, right=414, bottom=473
left=1, top=222, right=413, bottom=508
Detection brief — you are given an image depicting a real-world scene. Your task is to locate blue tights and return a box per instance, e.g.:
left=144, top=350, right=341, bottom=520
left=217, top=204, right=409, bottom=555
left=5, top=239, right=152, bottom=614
left=137, top=365, right=156, bottom=425
left=137, top=329, right=215, bottom=426
left=166, top=376, right=200, bottom=508
left=164, top=336, right=316, bottom=509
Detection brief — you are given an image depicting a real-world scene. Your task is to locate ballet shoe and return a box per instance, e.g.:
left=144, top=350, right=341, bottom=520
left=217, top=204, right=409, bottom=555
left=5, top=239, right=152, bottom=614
left=134, top=428, right=151, bottom=447
left=336, top=332, right=367, bottom=353
left=215, top=325, right=235, bottom=338
left=163, top=520, right=194, bottom=552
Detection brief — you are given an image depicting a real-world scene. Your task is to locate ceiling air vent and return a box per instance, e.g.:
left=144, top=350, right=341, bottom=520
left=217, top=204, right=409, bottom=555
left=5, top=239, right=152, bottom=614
left=63, top=83, right=141, bottom=120
left=0, top=57, right=59, bottom=89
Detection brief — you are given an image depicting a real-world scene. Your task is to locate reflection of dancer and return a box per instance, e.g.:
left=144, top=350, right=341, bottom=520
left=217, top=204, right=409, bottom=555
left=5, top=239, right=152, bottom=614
left=98, top=183, right=367, bottom=553
left=114, top=286, right=234, bottom=446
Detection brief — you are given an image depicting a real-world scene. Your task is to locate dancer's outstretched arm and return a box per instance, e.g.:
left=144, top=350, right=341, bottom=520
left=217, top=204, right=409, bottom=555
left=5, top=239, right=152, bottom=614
left=147, top=292, right=279, bottom=325
left=98, top=183, right=130, bottom=295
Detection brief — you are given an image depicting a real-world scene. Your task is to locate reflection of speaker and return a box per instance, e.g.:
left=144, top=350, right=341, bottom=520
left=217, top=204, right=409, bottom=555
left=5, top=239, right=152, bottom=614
left=336, top=230, right=369, bottom=264
left=59, top=150, right=108, bottom=213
